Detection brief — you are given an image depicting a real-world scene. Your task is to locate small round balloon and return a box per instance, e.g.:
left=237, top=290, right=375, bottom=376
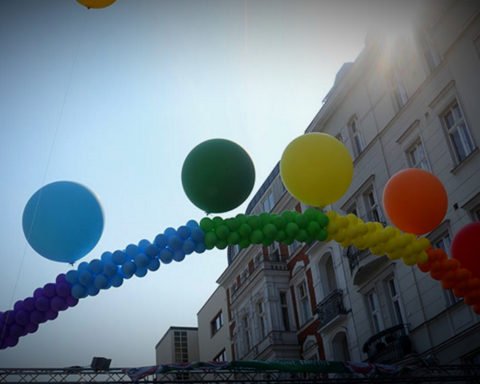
left=77, top=0, right=117, bottom=9
left=451, top=222, right=480, bottom=279
left=22, top=181, right=104, bottom=264
left=181, top=139, right=255, bottom=213
left=280, top=133, right=353, bottom=207
left=383, top=168, right=447, bottom=235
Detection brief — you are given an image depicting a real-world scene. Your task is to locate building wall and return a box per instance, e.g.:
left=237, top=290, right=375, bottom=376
left=197, top=285, right=231, bottom=362
left=166, top=0, right=480, bottom=366
left=155, top=327, right=199, bottom=365
left=307, top=0, right=480, bottom=365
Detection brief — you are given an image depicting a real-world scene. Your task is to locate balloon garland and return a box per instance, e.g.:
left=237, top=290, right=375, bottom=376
left=1, top=133, right=478, bottom=350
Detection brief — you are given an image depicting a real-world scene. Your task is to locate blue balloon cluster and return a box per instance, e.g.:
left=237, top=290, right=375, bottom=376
left=0, top=220, right=206, bottom=350
left=0, top=274, right=78, bottom=349
left=66, top=220, right=205, bottom=299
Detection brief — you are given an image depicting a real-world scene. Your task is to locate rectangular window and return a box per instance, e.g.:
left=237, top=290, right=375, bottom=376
left=385, top=277, right=404, bottom=325
left=363, top=189, right=381, bottom=223
left=297, top=281, right=311, bottom=325
left=348, top=117, right=365, bottom=157
left=367, top=290, right=383, bottom=333
left=442, top=101, right=476, bottom=163
left=288, top=240, right=302, bottom=257
left=472, top=205, right=480, bottom=221
left=433, top=232, right=459, bottom=306
left=406, top=140, right=430, bottom=170
left=213, top=349, right=227, bottom=362
left=268, top=244, right=280, bottom=261
left=174, top=331, right=189, bottom=363
left=210, top=311, right=224, bottom=336
left=417, top=30, right=441, bottom=72
left=242, top=316, right=251, bottom=353
left=262, top=192, right=275, bottom=213
left=257, top=301, right=266, bottom=340
left=390, top=68, right=408, bottom=110
left=280, top=291, right=291, bottom=331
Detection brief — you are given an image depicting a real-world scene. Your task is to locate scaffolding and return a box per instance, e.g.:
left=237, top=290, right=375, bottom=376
left=1, top=363, right=480, bottom=383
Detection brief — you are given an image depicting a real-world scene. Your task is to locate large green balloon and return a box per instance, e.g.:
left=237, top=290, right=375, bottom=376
left=182, top=139, right=255, bottom=213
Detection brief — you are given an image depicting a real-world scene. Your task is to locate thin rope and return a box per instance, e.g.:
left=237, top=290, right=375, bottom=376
left=1, top=7, right=90, bottom=345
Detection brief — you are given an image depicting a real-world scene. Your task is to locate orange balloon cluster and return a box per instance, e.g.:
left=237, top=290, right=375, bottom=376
left=383, top=169, right=448, bottom=235
left=418, top=248, right=480, bottom=314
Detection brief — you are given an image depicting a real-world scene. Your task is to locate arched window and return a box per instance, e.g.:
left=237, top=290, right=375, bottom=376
left=332, top=331, right=350, bottom=362
left=318, top=253, right=337, bottom=298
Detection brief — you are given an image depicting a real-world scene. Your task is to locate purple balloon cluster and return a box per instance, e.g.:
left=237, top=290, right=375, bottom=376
left=0, top=274, right=78, bottom=349
left=0, top=220, right=206, bottom=350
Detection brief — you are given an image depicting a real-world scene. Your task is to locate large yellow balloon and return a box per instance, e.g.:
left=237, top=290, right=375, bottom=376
left=77, top=0, right=117, bottom=9
left=280, top=133, right=353, bottom=207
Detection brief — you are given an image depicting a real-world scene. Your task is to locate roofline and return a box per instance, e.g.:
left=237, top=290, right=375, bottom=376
left=155, top=326, right=198, bottom=349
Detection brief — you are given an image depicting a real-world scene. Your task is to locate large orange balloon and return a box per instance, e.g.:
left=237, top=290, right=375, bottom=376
left=77, top=0, right=117, bottom=9
left=383, top=168, right=447, bottom=235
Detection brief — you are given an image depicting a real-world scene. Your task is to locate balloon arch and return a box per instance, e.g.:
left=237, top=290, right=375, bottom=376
left=1, top=132, right=479, bottom=350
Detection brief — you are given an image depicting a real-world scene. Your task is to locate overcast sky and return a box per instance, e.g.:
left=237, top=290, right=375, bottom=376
left=0, top=0, right=412, bottom=368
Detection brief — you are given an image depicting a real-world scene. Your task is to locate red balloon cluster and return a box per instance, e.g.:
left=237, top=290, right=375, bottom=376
left=451, top=222, right=480, bottom=280
left=418, top=247, right=480, bottom=314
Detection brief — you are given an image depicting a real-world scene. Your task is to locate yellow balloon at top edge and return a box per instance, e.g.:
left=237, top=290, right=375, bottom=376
left=77, top=0, right=117, bottom=9
left=280, top=133, right=353, bottom=207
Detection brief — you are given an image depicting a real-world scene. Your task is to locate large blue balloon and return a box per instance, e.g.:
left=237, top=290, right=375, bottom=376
left=22, top=181, right=104, bottom=264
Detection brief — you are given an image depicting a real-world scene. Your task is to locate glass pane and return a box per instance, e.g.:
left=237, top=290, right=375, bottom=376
left=458, top=123, right=475, bottom=154
left=394, top=301, right=403, bottom=324
left=389, top=279, right=397, bottom=296
left=444, top=110, right=454, bottom=128
left=451, top=130, right=467, bottom=161
left=452, top=103, right=462, bottom=120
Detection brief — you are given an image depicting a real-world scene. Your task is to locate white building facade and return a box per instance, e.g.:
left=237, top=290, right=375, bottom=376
left=218, top=0, right=480, bottom=365
left=196, top=285, right=231, bottom=362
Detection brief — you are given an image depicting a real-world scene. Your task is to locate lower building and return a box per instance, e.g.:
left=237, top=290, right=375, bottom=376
left=155, top=326, right=199, bottom=365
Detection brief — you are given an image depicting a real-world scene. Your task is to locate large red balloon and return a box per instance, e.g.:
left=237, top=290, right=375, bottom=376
left=451, top=222, right=480, bottom=279
left=383, top=168, right=448, bottom=235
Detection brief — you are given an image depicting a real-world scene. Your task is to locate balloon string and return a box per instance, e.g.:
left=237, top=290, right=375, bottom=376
left=1, top=9, right=90, bottom=347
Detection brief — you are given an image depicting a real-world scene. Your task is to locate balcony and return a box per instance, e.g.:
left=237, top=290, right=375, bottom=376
left=344, top=246, right=389, bottom=286
left=316, top=289, right=348, bottom=330
left=344, top=245, right=370, bottom=272
left=362, top=324, right=412, bottom=364
left=240, top=331, right=299, bottom=360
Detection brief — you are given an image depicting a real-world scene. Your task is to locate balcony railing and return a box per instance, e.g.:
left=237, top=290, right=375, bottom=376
left=316, top=289, right=347, bottom=328
left=362, top=324, right=412, bottom=364
left=344, top=245, right=371, bottom=272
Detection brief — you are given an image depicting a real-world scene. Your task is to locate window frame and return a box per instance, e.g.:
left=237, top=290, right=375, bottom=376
left=384, top=276, right=405, bottom=326
left=441, top=99, right=476, bottom=164
left=210, top=311, right=224, bottom=337
left=347, top=116, right=365, bottom=158
left=389, top=66, right=408, bottom=111
left=256, top=300, right=267, bottom=340
left=279, top=291, right=291, bottom=331
left=366, top=289, right=384, bottom=333
left=429, top=225, right=460, bottom=307
left=213, top=348, right=227, bottom=362
left=296, top=280, right=311, bottom=326
left=406, top=138, right=430, bottom=171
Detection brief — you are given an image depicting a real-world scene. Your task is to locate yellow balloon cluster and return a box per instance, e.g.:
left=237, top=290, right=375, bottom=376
left=326, top=211, right=430, bottom=266
left=77, top=0, right=117, bottom=9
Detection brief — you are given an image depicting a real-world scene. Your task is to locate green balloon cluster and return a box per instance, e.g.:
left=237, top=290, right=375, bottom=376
left=199, top=208, right=329, bottom=250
